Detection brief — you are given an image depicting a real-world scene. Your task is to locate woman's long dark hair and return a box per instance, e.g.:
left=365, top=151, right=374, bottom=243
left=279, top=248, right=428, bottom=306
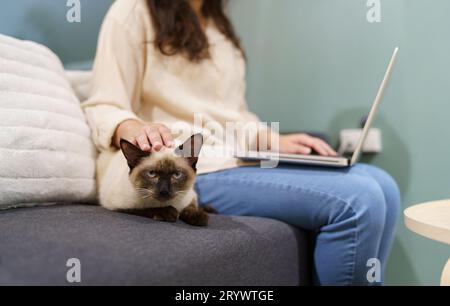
left=147, top=0, right=244, bottom=62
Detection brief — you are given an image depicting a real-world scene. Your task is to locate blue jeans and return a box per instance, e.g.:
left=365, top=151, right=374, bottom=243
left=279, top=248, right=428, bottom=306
left=195, top=164, right=401, bottom=286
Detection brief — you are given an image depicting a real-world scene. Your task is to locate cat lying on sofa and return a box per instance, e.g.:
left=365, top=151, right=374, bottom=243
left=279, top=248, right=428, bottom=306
left=99, top=134, right=215, bottom=226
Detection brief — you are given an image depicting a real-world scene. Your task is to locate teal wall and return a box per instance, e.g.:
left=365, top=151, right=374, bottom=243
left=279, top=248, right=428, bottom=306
left=1, top=0, right=450, bottom=285
left=0, top=0, right=111, bottom=66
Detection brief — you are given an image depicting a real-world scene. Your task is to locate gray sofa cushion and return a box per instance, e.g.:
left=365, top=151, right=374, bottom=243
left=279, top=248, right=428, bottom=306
left=0, top=205, right=311, bottom=286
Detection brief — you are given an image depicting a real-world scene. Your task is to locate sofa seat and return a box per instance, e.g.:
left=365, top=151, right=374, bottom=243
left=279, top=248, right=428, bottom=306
left=0, top=205, right=311, bottom=285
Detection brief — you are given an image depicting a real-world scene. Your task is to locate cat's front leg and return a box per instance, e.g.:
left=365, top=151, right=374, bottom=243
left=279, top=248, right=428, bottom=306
left=121, top=206, right=179, bottom=223
left=148, top=206, right=180, bottom=223
left=180, top=201, right=209, bottom=227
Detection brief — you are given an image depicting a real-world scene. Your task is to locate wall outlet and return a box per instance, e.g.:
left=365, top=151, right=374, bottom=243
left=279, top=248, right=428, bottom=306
left=339, top=129, right=382, bottom=154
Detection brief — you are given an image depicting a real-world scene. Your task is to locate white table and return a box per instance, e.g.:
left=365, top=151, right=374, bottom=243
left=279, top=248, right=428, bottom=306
left=404, top=200, right=450, bottom=286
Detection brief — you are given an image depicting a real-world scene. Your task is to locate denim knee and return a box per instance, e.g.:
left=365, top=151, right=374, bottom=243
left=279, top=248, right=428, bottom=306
left=356, top=164, right=401, bottom=220
left=345, top=175, right=387, bottom=234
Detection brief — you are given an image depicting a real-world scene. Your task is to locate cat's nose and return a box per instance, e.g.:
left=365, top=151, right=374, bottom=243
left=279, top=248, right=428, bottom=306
left=159, top=190, right=170, bottom=196
left=157, top=180, right=171, bottom=198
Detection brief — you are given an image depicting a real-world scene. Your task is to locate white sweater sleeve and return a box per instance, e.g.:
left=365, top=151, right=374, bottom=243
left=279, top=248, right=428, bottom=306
left=81, top=17, right=144, bottom=152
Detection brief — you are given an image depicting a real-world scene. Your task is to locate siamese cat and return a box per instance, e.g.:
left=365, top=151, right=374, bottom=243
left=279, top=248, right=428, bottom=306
left=116, top=134, right=214, bottom=226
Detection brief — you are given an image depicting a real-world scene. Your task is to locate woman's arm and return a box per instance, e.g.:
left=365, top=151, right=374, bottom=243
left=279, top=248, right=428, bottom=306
left=81, top=13, right=173, bottom=152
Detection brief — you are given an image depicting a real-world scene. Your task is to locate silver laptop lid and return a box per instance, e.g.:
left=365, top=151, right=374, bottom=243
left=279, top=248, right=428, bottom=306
left=350, top=47, right=399, bottom=166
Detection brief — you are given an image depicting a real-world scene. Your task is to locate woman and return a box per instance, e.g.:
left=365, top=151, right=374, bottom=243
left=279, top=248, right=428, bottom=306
left=82, top=0, right=400, bottom=285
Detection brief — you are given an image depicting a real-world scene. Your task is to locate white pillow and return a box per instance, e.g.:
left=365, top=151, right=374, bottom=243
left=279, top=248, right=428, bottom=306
left=0, top=34, right=97, bottom=209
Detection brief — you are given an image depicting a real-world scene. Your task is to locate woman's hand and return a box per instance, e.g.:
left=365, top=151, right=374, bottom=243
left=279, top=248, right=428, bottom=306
left=114, top=119, right=174, bottom=152
left=279, top=134, right=337, bottom=157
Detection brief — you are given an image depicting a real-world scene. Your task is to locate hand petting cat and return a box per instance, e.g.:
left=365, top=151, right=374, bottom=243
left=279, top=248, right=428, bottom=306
left=114, top=119, right=174, bottom=152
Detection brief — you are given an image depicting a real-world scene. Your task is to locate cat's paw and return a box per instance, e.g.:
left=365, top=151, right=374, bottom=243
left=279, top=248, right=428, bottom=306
left=163, top=206, right=180, bottom=223
left=120, top=206, right=179, bottom=222
left=201, top=205, right=218, bottom=214
left=180, top=208, right=209, bottom=226
left=152, top=206, right=179, bottom=223
left=151, top=214, right=165, bottom=222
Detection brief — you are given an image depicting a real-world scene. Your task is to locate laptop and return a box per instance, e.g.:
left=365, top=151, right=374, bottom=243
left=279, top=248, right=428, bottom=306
left=236, top=47, right=399, bottom=168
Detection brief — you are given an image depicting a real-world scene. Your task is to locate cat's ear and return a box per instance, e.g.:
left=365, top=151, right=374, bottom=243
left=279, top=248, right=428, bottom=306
left=175, top=134, right=203, bottom=172
left=120, top=139, right=150, bottom=170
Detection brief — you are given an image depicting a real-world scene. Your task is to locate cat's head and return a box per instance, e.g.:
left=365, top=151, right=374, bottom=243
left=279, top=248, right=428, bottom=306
left=120, top=134, right=203, bottom=202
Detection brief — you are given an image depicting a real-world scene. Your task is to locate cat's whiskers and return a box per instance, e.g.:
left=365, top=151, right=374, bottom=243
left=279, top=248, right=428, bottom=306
left=136, top=187, right=156, bottom=199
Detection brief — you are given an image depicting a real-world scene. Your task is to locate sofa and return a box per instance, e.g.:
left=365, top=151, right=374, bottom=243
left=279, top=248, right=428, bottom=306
left=0, top=204, right=312, bottom=286
left=0, top=33, right=315, bottom=286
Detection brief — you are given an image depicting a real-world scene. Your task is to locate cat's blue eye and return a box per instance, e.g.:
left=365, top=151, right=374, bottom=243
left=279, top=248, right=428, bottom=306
left=173, top=172, right=183, bottom=179
left=148, top=171, right=157, bottom=178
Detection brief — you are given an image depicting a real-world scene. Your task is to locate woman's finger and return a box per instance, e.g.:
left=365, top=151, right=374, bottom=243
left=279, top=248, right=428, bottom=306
left=158, top=125, right=174, bottom=147
left=136, top=133, right=151, bottom=152
left=295, top=134, right=314, bottom=147
left=288, top=144, right=312, bottom=155
left=316, top=138, right=338, bottom=156
left=145, top=126, right=163, bottom=151
left=292, top=135, right=325, bottom=155
left=310, top=141, right=329, bottom=156
left=129, top=136, right=138, bottom=147
left=295, top=135, right=336, bottom=157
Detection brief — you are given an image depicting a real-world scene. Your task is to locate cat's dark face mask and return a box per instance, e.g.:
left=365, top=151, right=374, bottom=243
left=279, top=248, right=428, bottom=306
left=120, top=134, right=203, bottom=202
